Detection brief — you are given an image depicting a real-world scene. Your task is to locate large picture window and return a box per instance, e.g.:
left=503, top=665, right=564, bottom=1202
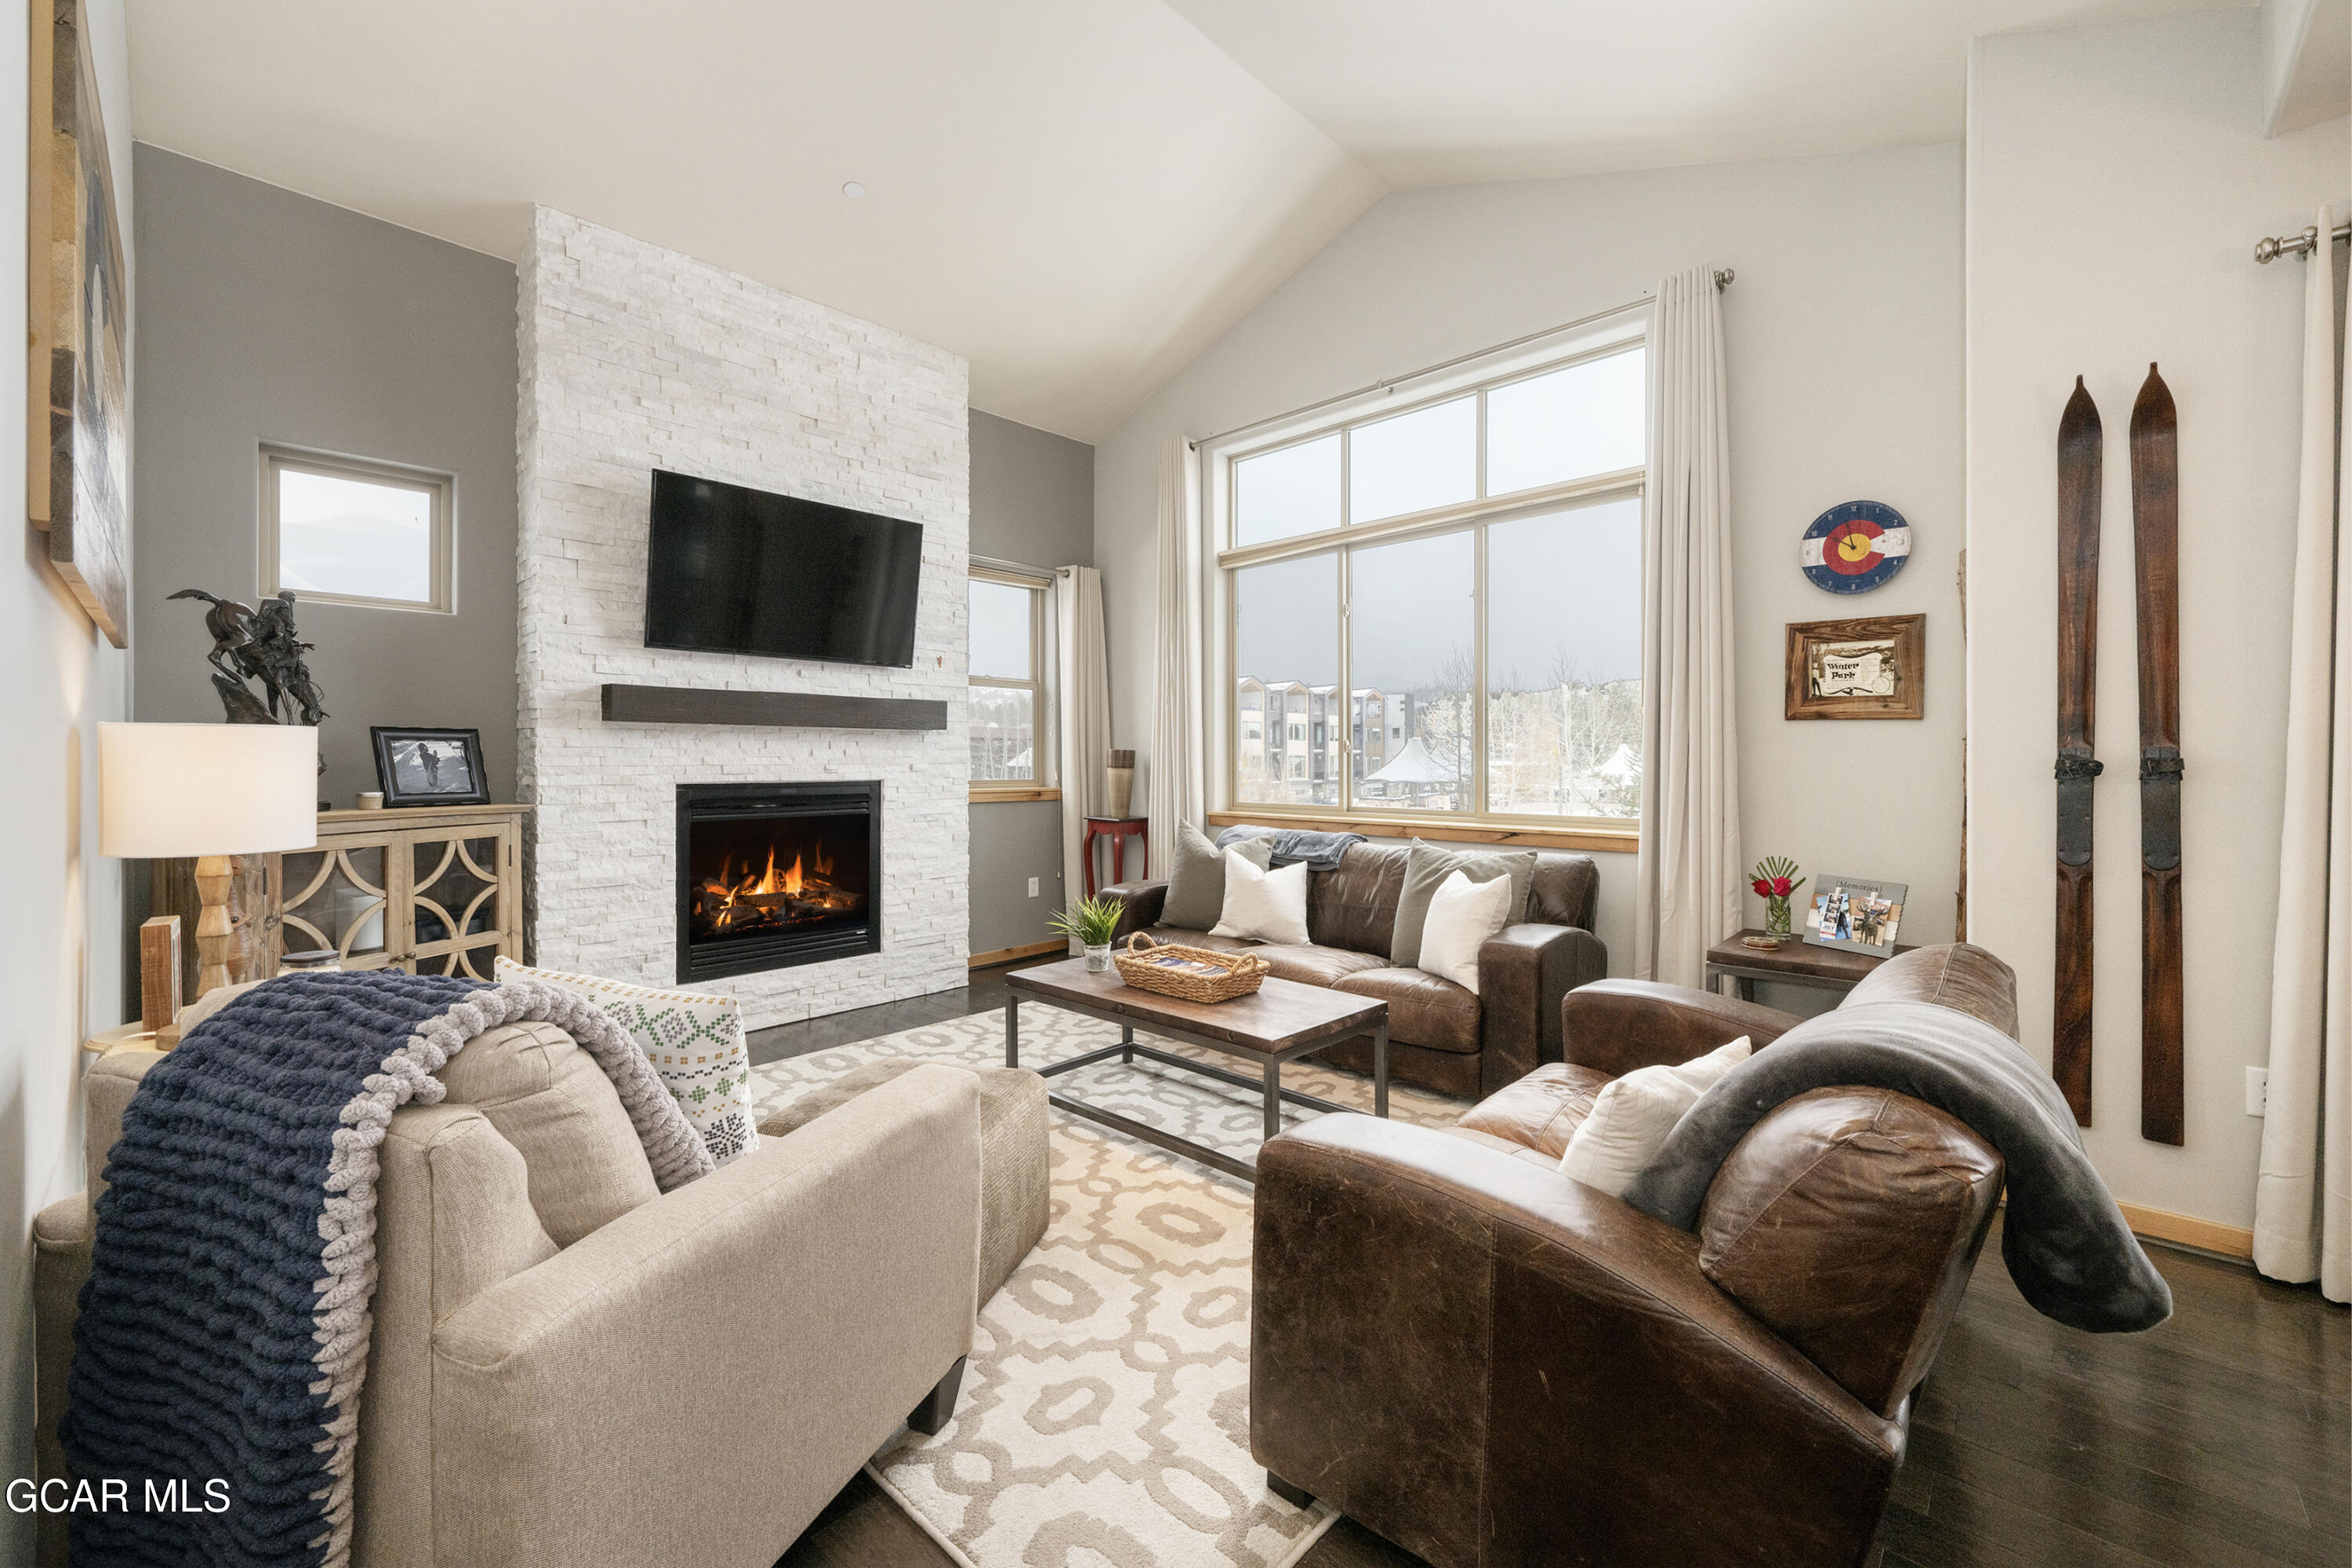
left=1214, top=332, right=1646, bottom=840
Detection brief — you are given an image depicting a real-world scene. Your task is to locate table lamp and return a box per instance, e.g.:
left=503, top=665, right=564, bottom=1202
left=100, top=722, right=318, bottom=1002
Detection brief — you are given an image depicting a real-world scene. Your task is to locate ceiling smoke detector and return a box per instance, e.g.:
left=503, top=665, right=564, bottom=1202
left=841, top=181, right=866, bottom=199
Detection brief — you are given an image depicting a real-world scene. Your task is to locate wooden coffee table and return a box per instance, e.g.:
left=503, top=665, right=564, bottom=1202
left=1004, top=956, right=1388, bottom=1182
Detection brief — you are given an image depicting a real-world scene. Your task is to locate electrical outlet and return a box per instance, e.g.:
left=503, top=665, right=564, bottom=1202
left=2246, top=1066, right=2267, bottom=1117
left=1027, top=877, right=1040, bottom=898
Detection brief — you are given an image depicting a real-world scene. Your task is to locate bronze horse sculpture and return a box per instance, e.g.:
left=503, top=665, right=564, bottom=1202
left=169, top=588, right=329, bottom=731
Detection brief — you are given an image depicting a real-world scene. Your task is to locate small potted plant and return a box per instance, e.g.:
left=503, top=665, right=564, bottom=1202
left=1751, top=856, right=1806, bottom=942
left=1049, top=895, right=1125, bottom=972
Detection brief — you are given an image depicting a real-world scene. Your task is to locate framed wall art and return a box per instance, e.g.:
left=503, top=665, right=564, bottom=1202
left=1784, top=614, right=1925, bottom=720
left=371, top=728, right=492, bottom=808
left=27, top=0, right=131, bottom=648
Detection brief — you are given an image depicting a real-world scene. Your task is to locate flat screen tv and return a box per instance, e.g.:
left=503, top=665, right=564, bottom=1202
left=643, top=469, right=924, bottom=666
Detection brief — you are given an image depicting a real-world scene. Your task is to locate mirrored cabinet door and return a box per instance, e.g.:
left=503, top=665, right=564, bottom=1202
left=267, top=806, right=527, bottom=978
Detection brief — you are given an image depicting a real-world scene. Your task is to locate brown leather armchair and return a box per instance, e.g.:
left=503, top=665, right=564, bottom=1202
left=1250, top=946, right=2016, bottom=1568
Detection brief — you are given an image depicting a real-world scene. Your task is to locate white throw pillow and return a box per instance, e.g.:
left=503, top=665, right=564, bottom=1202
left=1208, top=849, right=1311, bottom=946
left=495, top=956, right=759, bottom=1166
left=1415, top=869, right=1513, bottom=995
left=1558, top=1036, right=1753, bottom=1198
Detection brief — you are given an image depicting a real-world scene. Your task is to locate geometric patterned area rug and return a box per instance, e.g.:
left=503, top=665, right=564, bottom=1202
left=748, top=1004, right=1469, bottom=1568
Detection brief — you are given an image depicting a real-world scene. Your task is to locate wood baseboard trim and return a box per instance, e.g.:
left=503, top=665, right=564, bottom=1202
left=969, top=939, right=1065, bottom=970
left=2116, top=1201, right=2253, bottom=1260
left=1204, top=810, right=1637, bottom=855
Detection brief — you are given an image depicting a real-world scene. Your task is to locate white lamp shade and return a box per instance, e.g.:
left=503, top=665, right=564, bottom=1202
left=100, top=723, right=319, bottom=858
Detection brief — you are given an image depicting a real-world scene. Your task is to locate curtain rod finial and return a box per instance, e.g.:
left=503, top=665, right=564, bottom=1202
left=1714, top=268, right=1734, bottom=290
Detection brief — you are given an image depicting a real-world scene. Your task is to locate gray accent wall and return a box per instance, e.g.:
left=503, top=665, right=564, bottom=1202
left=126, top=151, right=1091, bottom=979
left=968, top=411, right=1094, bottom=960
left=130, top=146, right=521, bottom=808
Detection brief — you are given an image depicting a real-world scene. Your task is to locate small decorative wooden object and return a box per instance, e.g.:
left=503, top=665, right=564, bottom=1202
left=139, top=915, right=182, bottom=1044
left=150, top=855, right=271, bottom=1000
left=1785, top=615, right=1926, bottom=720
left=191, top=854, right=240, bottom=996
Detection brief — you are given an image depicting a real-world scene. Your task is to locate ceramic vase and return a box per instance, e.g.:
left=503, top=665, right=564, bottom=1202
left=1105, top=748, right=1135, bottom=818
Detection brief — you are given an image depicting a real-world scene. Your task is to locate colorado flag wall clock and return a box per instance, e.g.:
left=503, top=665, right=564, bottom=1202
left=1800, top=500, right=1911, bottom=593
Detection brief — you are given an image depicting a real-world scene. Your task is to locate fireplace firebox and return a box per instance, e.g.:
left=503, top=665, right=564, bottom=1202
left=677, top=782, right=881, bottom=983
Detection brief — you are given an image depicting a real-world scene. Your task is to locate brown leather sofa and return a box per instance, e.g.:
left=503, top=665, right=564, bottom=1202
left=1100, top=843, right=1606, bottom=1098
left=1251, top=945, right=2016, bottom=1568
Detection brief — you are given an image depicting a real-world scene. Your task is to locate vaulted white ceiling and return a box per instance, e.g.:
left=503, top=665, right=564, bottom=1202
left=1166, top=0, right=2254, bottom=187
left=126, top=1, right=2252, bottom=441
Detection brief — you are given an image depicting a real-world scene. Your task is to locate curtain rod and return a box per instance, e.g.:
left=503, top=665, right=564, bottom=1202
left=1189, top=267, right=1733, bottom=450
left=2255, top=222, right=2351, bottom=263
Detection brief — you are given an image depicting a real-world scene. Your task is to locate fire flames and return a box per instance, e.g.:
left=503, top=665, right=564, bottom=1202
left=694, top=839, right=857, bottom=937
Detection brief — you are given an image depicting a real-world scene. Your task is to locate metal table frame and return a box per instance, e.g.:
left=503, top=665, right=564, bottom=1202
left=1004, top=988, right=1388, bottom=1183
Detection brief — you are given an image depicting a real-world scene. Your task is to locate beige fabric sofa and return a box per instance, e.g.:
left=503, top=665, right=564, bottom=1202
left=36, top=1022, right=990, bottom=1568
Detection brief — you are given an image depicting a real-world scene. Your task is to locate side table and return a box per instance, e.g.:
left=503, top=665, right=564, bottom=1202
left=82, top=1021, right=161, bottom=1062
left=1082, top=815, right=1148, bottom=896
left=1704, top=928, right=1915, bottom=1003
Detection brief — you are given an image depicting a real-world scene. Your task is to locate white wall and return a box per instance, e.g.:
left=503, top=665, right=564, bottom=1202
left=0, top=0, right=134, bottom=1539
left=1094, top=145, right=1966, bottom=983
left=517, top=209, right=971, bottom=1029
left=1967, top=9, right=2349, bottom=1232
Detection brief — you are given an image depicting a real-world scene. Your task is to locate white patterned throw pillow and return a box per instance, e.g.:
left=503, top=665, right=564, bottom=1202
left=1559, top=1036, right=1752, bottom=1198
left=495, top=956, right=759, bottom=1166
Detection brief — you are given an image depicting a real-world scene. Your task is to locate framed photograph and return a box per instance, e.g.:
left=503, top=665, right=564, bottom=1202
left=1785, top=614, right=1925, bottom=720
left=28, top=0, right=132, bottom=648
left=370, top=728, right=491, bottom=808
left=1803, top=875, right=1909, bottom=956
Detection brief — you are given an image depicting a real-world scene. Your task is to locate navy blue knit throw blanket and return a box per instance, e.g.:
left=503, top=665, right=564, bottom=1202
left=61, top=971, right=713, bottom=1566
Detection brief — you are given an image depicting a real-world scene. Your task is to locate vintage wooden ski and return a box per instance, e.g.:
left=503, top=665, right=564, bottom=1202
left=2131, top=364, right=2184, bottom=1145
left=2053, top=377, right=2102, bottom=1126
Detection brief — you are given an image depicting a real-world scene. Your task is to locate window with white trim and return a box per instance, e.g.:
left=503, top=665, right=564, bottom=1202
left=968, top=568, right=1048, bottom=793
left=1214, top=325, right=1646, bottom=833
left=261, top=445, right=453, bottom=612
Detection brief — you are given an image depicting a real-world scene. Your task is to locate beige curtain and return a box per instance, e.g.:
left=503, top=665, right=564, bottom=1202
left=2256, top=205, right=2351, bottom=1301
left=1633, top=266, right=1742, bottom=987
left=1055, top=565, right=1111, bottom=935
left=1147, top=436, right=1203, bottom=877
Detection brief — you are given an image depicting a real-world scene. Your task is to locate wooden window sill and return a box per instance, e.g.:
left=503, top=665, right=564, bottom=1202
left=1205, top=808, right=1637, bottom=855
left=971, top=787, right=1062, bottom=804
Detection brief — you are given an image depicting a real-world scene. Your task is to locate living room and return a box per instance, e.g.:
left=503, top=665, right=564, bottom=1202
left=6, top=3, right=2347, bottom=1566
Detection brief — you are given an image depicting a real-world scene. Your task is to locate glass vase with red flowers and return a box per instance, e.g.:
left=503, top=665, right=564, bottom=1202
left=1751, top=856, right=1806, bottom=940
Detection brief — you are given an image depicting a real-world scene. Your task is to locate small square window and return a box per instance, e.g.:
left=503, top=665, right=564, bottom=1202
left=262, top=446, right=452, bottom=612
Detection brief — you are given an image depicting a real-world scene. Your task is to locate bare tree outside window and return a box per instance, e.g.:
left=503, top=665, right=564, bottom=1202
left=1218, top=339, right=1646, bottom=833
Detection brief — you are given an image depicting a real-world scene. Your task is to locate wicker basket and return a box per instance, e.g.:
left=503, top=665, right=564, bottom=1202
left=1112, top=933, right=1269, bottom=1004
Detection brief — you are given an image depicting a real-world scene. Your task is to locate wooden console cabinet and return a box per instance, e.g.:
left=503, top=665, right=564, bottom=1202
left=267, top=804, right=530, bottom=979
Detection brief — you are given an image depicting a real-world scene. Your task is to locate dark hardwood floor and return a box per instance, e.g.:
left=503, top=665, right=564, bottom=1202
left=745, top=953, right=1060, bottom=1069
left=771, top=964, right=2351, bottom=1568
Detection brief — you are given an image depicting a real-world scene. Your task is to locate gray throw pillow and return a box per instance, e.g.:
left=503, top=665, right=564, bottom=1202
left=1390, top=839, right=1537, bottom=970
left=1160, top=819, right=1272, bottom=931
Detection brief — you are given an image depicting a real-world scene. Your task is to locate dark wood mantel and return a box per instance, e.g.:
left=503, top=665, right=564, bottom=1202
left=601, top=683, right=948, bottom=731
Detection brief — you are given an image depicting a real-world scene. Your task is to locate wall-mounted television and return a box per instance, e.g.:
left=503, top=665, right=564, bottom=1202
left=643, top=469, right=924, bottom=667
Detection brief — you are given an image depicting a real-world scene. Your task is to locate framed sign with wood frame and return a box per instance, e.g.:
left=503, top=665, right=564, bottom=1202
left=1785, top=614, right=1925, bottom=720
left=27, top=0, right=132, bottom=648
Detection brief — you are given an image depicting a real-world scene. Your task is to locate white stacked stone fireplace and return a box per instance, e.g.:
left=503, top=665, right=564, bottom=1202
left=516, top=208, right=970, bottom=1029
